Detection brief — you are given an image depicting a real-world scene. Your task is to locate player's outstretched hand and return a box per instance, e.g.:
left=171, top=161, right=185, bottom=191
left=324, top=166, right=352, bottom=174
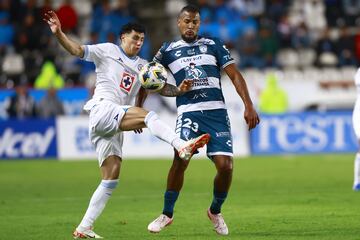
left=134, top=129, right=143, bottom=134
left=43, top=10, right=61, bottom=34
left=178, top=79, right=193, bottom=93
left=244, top=105, right=260, bottom=130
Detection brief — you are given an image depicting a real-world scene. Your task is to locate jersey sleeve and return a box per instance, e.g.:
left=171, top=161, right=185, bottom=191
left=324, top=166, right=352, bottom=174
left=214, top=38, right=235, bottom=69
left=153, top=42, right=168, bottom=66
left=82, top=43, right=112, bottom=62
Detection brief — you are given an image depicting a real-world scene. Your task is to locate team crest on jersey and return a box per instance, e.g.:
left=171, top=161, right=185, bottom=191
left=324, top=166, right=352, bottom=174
left=182, top=128, right=191, bottom=141
left=199, top=45, right=207, bottom=54
left=120, top=72, right=135, bottom=93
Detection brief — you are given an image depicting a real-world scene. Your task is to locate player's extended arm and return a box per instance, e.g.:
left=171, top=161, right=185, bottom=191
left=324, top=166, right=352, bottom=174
left=159, top=79, right=192, bottom=97
left=224, top=63, right=260, bottom=130
left=135, top=87, right=148, bottom=108
left=132, top=82, right=149, bottom=134
left=43, top=10, right=84, bottom=58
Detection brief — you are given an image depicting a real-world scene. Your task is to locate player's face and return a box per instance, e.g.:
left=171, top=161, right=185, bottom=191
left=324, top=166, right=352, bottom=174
left=120, top=30, right=145, bottom=57
left=178, top=11, right=200, bottom=43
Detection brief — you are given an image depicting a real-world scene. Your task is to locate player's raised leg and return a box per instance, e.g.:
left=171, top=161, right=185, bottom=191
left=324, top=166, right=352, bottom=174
left=120, top=107, right=210, bottom=161
left=73, top=156, right=121, bottom=239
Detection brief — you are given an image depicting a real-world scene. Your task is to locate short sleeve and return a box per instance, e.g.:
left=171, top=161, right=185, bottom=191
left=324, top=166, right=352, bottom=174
left=153, top=43, right=167, bottom=66
left=81, top=43, right=111, bottom=62
left=214, top=38, right=235, bottom=69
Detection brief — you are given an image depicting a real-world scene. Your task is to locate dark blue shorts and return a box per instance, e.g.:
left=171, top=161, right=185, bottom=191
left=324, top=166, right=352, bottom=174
left=175, top=109, right=233, bottom=158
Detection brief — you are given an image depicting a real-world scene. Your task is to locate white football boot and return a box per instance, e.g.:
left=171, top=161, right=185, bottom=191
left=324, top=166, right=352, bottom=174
left=207, top=208, right=229, bottom=235
left=178, top=133, right=210, bottom=161
left=147, top=214, right=173, bottom=233
left=73, top=227, right=103, bottom=239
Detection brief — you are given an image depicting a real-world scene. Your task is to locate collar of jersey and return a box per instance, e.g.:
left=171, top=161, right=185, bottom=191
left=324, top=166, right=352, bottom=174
left=118, top=45, right=138, bottom=60
left=179, top=36, right=201, bottom=45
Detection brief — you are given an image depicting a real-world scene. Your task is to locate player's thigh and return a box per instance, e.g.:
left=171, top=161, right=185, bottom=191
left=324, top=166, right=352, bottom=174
left=119, top=107, right=148, bottom=131
left=91, top=131, right=124, bottom=167
left=89, top=101, right=129, bottom=137
left=200, top=109, right=233, bottom=157
left=175, top=111, right=204, bottom=141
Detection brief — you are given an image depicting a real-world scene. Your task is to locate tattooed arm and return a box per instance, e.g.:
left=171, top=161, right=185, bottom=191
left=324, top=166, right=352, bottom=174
left=159, top=79, right=192, bottom=97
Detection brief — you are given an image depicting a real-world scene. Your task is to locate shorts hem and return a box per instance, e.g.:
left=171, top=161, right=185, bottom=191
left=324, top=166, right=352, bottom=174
left=99, top=152, right=122, bottom=167
left=207, top=152, right=233, bottom=157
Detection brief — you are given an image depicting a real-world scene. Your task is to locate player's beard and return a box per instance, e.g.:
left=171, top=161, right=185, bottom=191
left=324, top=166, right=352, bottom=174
left=181, top=34, right=197, bottom=43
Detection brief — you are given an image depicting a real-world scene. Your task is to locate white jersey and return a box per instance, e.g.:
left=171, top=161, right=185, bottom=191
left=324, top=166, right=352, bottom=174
left=353, top=68, right=360, bottom=138
left=82, top=43, right=147, bottom=107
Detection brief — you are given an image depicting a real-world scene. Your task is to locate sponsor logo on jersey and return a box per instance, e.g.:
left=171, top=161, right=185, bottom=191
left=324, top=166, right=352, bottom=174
left=120, top=72, right=135, bottom=93
left=137, top=63, right=144, bottom=71
left=216, top=132, right=231, bottom=137
left=175, top=50, right=182, bottom=57
left=185, top=63, right=209, bottom=87
left=187, top=48, right=196, bottom=55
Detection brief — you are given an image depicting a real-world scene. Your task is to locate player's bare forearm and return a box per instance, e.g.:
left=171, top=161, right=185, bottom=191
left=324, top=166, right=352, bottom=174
left=159, top=79, right=192, bottom=97
left=136, top=87, right=148, bottom=107
left=225, top=64, right=253, bottom=107
left=225, top=63, right=260, bottom=129
left=55, top=31, right=84, bottom=58
left=44, top=10, right=84, bottom=58
left=159, top=83, right=183, bottom=97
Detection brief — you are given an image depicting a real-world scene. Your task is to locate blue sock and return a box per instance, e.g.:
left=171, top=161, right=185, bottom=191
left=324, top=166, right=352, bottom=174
left=162, top=190, right=179, bottom=218
left=210, top=191, right=228, bottom=214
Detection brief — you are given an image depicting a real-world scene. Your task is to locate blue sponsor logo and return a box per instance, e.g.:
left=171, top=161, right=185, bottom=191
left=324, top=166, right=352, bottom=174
left=251, top=111, right=357, bottom=154
left=75, top=127, right=94, bottom=152
left=0, top=119, right=57, bottom=158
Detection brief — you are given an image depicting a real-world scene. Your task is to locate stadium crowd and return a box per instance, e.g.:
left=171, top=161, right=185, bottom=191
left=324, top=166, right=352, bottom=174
left=0, top=0, right=359, bottom=110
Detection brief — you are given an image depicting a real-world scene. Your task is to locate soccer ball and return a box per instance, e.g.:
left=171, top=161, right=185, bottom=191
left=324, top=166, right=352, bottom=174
left=139, top=62, right=167, bottom=92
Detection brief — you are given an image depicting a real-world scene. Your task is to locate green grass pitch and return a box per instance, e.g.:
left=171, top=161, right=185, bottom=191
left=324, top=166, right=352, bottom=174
left=1, top=154, right=360, bottom=239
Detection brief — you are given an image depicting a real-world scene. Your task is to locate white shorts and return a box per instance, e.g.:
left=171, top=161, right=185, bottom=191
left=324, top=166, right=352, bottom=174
left=353, top=100, right=360, bottom=139
left=85, top=99, right=131, bottom=166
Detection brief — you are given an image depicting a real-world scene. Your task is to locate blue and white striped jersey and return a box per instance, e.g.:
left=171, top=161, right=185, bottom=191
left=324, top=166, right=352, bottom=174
left=154, top=37, right=235, bottom=114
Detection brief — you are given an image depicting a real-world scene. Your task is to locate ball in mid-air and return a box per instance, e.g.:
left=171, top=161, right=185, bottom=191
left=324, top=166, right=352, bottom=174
left=139, top=62, right=167, bottom=92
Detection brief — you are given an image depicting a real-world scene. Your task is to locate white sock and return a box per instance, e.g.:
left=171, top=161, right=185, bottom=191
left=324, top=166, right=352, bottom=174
left=354, top=153, right=360, bottom=185
left=78, top=179, right=119, bottom=230
left=145, top=111, right=185, bottom=151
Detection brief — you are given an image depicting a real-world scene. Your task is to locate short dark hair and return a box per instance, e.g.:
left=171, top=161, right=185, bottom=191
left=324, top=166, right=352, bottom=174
left=179, top=4, right=200, bottom=16
left=120, top=22, right=146, bottom=36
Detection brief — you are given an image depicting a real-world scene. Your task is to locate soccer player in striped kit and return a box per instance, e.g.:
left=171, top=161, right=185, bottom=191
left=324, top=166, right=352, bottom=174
left=147, top=5, right=260, bottom=235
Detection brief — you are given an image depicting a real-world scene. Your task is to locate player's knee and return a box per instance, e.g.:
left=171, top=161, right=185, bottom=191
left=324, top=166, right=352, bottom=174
left=216, top=159, right=233, bottom=174
left=172, top=159, right=189, bottom=172
left=102, top=156, right=121, bottom=179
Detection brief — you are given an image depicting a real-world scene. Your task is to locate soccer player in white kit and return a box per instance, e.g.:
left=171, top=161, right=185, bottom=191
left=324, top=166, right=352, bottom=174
left=353, top=68, right=360, bottom=191
left=44, top=11, right=210, bottom=238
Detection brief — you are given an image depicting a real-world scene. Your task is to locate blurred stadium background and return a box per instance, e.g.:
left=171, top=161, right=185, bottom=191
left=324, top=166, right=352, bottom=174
left=0, top=0, right=359, bottom=159
left=1, top=0, right=360, bottom=239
